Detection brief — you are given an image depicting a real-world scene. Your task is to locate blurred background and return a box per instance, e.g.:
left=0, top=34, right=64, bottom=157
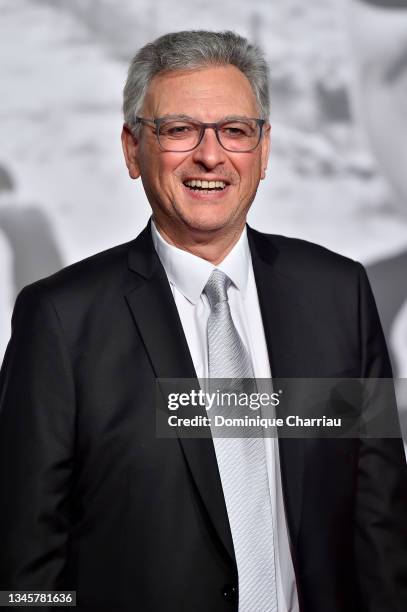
left=1, top=0, right=406, bottom=440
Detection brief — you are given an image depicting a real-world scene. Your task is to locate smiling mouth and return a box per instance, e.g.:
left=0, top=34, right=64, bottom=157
left=183, top=179, right=228, bottom=191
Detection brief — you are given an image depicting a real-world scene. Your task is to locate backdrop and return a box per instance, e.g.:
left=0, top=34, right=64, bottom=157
left=1, top=0, right=406, bottom=439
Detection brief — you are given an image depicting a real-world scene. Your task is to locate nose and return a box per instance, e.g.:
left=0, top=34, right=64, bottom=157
left=191, top=126, right=226, bottom=169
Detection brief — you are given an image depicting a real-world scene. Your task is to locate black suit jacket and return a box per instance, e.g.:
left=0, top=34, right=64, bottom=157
left=0, top=224, right=406, bottom=612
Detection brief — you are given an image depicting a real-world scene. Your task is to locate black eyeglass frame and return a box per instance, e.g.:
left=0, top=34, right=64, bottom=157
left=133, top=116, right=266, bottom=153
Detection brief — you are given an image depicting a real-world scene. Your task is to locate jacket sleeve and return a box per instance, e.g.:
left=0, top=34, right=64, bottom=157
left=355, top=263, right=407, bottom=612
left=0, top=282, right=76, bottom=590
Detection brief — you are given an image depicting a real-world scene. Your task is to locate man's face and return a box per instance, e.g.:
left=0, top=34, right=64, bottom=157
left=122, top=65, right=270, bottom=240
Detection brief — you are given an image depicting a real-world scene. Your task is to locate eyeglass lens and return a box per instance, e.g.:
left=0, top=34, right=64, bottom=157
left=157, top=119, right=261, bottom=152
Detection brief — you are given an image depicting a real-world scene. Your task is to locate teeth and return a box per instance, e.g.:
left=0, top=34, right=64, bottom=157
left=184, top=179, right=226, bottom=190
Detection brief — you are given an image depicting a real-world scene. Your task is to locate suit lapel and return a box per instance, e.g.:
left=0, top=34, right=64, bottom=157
left=248, top=227, right=307, bottom=547
left=125, top=223, right=311, bottom=556
left=125, top=224, right=235, bottom=562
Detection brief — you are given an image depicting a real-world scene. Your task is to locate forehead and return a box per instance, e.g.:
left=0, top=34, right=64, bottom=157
left=142, top=65, right=259, bottom=119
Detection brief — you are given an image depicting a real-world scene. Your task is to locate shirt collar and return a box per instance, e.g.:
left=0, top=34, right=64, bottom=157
left=151, top=219, right=250, bottom=304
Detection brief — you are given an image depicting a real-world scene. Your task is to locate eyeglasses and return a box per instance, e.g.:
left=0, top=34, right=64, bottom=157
left=134, top=115, right=266, bottom=152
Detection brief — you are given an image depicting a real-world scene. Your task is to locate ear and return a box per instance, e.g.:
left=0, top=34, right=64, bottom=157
left=260, top=123, right=271, bottom=180
left=121, top=125, right=141, bottom=179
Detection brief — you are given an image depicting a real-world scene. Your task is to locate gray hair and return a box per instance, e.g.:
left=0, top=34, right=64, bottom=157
left=123, top=30, right=270, bottom=131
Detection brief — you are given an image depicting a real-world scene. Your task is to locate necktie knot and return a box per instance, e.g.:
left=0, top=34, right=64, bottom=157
left=204, top=269, right=231, bottom=308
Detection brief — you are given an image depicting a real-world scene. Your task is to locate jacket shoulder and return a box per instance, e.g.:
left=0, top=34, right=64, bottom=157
left=17, top=239, right=135, bottom=304
left=249, top=227, right=362, bottom=278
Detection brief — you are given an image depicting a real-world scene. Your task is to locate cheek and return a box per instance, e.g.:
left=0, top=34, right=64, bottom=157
left=156, top=154, right=189, bottom=186
left=236, top=158, right=262, bottom=189
left=141, top=157, right=171, bottom=191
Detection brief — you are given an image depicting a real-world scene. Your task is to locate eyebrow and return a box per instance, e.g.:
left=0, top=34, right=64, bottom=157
left=158, top=114, right=258, bottom=122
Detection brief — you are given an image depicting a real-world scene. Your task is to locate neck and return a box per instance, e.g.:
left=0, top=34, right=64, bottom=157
left=153, top=218, right=246, bottom=265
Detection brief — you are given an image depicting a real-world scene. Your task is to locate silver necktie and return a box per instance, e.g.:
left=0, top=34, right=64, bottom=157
left=204, top=269, right=278, bottom=612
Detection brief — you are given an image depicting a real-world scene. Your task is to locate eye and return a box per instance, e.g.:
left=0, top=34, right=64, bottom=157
left=168, top=126, right=191, bottom=135
left=220, top=122, right=254, bottom=138
left=160, top=122, right=196, bottom=138
left=224, top=127, right=245, bottom=136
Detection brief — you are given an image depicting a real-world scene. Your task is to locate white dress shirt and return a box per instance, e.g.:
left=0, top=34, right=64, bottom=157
left=151, top=219, right=299, bottom=612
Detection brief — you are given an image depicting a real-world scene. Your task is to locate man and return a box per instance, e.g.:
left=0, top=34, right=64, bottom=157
left=0, top=30, right=406, bottom=612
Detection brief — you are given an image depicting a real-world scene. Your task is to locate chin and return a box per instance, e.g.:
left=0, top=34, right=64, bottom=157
left=179, top=207, right=239, bottom=234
